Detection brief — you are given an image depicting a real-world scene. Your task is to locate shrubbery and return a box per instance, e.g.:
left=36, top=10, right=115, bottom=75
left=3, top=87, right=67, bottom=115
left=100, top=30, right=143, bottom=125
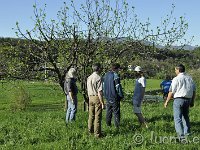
left=10, top=82, right=32, bottom=111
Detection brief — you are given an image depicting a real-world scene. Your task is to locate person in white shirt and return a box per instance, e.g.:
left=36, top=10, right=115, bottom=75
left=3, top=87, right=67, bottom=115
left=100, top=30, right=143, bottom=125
left=164, top=64, right=196, bottom=140
left=132, top=66, right=148, bottom=128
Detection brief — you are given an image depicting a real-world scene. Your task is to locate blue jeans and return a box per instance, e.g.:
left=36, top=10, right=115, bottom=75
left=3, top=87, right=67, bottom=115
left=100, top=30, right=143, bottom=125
left=66, top=95, right=77, bottom=123
left=173, top=98, right=190, bottom=137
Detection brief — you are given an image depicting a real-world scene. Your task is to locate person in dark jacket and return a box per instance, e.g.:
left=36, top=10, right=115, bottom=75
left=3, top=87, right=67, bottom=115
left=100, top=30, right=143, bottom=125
left=64, top=68, right=78, bottom=124
left=103, top=63, right=124, bottom=129
left=160, top=75, right=172, bottom=100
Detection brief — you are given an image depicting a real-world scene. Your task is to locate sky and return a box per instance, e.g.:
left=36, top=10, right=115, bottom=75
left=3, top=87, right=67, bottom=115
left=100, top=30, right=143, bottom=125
left=0, top=0, right=199, bottom=46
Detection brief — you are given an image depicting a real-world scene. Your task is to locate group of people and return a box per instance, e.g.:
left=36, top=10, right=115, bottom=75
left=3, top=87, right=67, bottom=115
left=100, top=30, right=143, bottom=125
left=63, top=63, right=196, bottom=141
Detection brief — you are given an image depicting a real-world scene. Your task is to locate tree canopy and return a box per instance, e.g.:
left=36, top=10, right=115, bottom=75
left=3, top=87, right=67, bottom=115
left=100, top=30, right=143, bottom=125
left=0, top=0, right=197, bottom=105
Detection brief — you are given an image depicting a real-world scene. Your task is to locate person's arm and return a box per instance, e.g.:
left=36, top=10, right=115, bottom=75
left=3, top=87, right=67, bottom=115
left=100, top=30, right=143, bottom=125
left=164, top=91, right=173, bottom=108
left=138, top=77, right=146, bottom=106
left=63, top=80, right=68, bottom=111
left=190, top=83, right=196, bottom=107
left=97, top=78, right=105, bottom=109
left=98, top=90, right=105, bottom=109
left=68, top=91, right=74, bottom=104
left=114, top=73, right=124, bottom=99
left=190, top=91, right=196, bottom=107
left=67, top=79, right=75, bottom=104
left=64, top=80, right=68, bottom=95
left=164, top=78, right=176, bottom=108
left=64, top=100, right=67, bottom=111
left=141, top=87, right=145, bottom=100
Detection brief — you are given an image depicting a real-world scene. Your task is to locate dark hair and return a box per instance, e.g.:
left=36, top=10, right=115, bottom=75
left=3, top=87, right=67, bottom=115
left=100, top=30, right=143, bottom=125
left=92, top=63, right=101, bottom=72
left=176, top=64, right=185, bottom=72
left=111, top=63, right=120, bottom=70
left=166, top=75, right=171, bottom=80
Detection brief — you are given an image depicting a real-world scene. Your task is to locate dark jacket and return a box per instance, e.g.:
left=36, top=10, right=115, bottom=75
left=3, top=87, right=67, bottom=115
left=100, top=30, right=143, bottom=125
left=64, top=78, right=78, bottom=96
left=103, top=71, right=124, bottom=102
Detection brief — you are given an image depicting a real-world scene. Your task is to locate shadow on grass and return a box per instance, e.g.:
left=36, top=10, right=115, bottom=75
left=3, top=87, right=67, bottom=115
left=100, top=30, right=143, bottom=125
left=28, top=102, right=63, bottom=111
left=190, top=121, right=200, bottom=133
left=113, top=118, right=142, bottom=136
left=124, top=89, right=164, bottom=104
left=145, top=89, right=162, bottom=95
left=148, top=114, right=173, bottom=123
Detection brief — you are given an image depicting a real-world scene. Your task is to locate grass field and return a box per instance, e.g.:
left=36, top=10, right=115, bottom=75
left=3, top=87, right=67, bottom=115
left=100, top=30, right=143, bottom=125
left=0, top=79, right=200, bottom=149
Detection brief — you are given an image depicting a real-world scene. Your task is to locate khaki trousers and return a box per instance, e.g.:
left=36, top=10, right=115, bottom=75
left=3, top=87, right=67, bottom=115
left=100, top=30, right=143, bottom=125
left=88, top=96, right=102, bottom=137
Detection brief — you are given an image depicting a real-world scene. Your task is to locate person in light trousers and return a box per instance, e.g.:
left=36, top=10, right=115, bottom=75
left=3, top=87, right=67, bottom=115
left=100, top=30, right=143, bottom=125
left=87, top=63, right=105, bottom=138
left=164, top=64, right=196, bottom=140
left=64, top=68, right=78, bottom=124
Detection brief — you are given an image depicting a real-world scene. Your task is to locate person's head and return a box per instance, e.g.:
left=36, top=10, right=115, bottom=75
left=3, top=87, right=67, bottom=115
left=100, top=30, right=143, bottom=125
left=67, top=68, right=76, bottom=78
left=175, top=64, right=185, bottom=75
left=134, top=66, right=143, bottom=77
left=165, top=75, right=171, bottom=80
left=111, top=63, right=121, bottom=72
left=92, top=63, right=102, bottom=73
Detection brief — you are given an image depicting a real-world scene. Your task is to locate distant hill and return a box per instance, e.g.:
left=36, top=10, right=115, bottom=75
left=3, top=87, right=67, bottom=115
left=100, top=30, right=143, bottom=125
left=171, top=45, right=197, bottom=51
left=110, top=38, right=197, bottom=51
left=143, top=40, right=197, bottom=51
left=0, top=37, right=198, bottom=51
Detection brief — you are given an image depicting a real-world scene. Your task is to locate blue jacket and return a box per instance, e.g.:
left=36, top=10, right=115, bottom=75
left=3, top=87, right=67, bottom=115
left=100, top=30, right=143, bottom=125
left=160, top=80, right=172, bottom=94
left=103, top=71, right=124, bottom=102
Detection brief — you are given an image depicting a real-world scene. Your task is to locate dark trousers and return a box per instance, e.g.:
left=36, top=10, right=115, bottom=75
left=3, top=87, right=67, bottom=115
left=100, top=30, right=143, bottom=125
left=106, top=100, right=120, bottom=128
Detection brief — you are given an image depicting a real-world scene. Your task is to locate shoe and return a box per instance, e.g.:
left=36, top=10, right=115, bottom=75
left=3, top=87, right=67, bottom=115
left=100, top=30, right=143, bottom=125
left=141, top=123, right=148, bottom=129
left=184, top=132, right=192, bottom=136
left=88, top=130, right=94, bottom=135
left=180, top=137, right=188, bottom=144
left=94, top=133, right=104, bottom=138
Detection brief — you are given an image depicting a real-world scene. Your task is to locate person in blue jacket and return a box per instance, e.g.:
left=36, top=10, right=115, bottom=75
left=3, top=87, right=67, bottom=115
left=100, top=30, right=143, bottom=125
left=103, top=63, right=124, bottom=130
left=160, top=75, right=172, bottom=100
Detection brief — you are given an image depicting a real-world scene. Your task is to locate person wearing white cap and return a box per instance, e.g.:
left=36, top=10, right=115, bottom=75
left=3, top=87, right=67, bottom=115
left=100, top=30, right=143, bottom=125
left=132, top=66, right=148, bottom=128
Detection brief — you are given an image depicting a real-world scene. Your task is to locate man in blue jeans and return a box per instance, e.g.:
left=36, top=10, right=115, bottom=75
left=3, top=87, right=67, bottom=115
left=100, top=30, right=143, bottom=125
left=103, top=63, right=124, bottom=130
left=64, top=68, right=78, bottom=124
left=164, top=64, right=196, bottom=141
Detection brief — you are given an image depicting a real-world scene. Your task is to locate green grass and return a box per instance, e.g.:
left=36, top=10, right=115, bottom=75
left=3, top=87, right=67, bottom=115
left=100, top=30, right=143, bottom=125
left=0, top=79, right=200, bottom=149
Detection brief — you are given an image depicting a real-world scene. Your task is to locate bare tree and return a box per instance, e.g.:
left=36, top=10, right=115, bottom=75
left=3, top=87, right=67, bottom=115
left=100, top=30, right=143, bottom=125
left=14, top=0, right=190, bottom=109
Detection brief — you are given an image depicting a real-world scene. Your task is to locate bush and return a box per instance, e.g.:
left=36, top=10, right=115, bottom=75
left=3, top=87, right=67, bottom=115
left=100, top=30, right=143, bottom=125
left=10, top=83, right=32, bottom=111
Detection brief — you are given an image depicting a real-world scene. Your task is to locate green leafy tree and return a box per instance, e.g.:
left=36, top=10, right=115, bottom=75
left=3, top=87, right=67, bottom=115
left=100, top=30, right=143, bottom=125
left=12, top=0, right=190, bottom=106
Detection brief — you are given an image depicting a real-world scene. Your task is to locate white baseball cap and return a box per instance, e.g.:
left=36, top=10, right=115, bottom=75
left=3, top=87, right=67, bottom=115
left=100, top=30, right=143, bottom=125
left=134, top=66, right=142, bottom=72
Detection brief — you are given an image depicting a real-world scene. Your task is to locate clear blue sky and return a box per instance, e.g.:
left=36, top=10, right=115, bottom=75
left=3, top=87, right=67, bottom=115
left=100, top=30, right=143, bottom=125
left=0, top=0, right=199, bottom=46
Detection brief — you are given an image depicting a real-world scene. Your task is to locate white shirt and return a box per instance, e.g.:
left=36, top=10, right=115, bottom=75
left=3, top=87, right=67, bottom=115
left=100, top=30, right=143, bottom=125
left=133, top=76, right=146, bottom=105
left=171, top=73, right=195, bottom=98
